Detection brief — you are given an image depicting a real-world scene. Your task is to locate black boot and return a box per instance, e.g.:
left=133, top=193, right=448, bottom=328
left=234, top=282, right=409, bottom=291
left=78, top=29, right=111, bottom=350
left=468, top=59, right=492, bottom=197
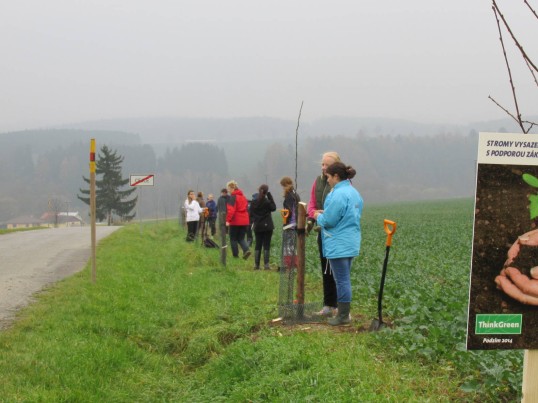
left=328, top=302, right=351, bottom=326
left=254, top=250, right=261, bottom=270
left=263, top=250, right=271, bottom=270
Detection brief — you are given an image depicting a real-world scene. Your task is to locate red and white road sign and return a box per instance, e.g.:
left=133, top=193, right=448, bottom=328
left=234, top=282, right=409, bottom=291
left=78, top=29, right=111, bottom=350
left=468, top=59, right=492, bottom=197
left=130, top=174, right=154, bottom=186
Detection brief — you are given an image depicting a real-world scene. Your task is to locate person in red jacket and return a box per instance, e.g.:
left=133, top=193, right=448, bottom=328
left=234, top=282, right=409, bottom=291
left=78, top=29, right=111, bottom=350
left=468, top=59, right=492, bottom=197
left=226, top=180, right=252, bottom=259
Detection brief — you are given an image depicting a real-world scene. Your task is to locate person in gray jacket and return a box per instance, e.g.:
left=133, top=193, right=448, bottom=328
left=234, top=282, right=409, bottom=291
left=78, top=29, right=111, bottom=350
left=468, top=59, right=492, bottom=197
left=307, top=151, right=341, bottom=316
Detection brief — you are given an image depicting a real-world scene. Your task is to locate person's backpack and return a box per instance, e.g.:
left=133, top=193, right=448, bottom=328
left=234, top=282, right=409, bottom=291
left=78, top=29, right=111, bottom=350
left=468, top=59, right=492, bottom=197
left=204, top=237, right=219, bottom=248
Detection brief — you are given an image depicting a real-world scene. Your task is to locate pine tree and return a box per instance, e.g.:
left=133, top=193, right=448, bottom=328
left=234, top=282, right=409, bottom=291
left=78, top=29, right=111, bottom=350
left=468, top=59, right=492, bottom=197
left=78, top=145, right=137, bottom=225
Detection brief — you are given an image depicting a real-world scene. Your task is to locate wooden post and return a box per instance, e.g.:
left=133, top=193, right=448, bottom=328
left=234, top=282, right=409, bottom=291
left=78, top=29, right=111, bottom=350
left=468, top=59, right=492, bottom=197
left=219, top=212, right=227, bottom=266
left=138, top=187, right=143, bottom=235
left=90, top=139, right=96, bottom=283
left=522, top=350, right=538, bottom=402
left=296, top=202, right=307, bottom=305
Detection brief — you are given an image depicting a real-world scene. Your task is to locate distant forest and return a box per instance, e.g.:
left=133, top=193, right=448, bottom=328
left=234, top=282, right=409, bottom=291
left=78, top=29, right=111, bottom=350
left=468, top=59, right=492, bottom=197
left=0, top=124, right=483, bottom=223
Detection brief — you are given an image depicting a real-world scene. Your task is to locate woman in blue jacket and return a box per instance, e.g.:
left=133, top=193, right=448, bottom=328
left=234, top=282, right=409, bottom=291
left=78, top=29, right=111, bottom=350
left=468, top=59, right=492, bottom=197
left=313, top=162, right=363, bottom=326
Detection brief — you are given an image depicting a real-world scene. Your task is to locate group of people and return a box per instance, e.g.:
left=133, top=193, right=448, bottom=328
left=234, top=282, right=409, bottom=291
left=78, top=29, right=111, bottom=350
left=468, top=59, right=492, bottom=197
left=183, top=191, right=217, bottom=242
left=182, top=151, right=363, bottom=326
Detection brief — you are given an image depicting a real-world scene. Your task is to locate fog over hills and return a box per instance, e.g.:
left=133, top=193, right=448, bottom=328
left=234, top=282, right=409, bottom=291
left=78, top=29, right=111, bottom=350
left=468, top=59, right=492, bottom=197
left=0, top=115, right=535, bottom=224
left=53, top=115, right=537, bottom=145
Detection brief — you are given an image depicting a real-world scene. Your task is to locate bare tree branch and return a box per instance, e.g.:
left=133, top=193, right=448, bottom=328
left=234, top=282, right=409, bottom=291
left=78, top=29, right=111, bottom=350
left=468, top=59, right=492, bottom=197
left=492, top=0, right=538, bottom=73
left=488, top=92, right=536, bottom=133
left=487, top=94, right=537, bottom=133
left=488, top=95, right=522, bottom=125
left=525, top=0, right=538, bottom=20
left=525, top=58, right=538, bottom=88
left=295, top=100, right=303, bottom=189
left=523, top=121, right=538, bottom=132
left=491, top=2, right=525, bottom=133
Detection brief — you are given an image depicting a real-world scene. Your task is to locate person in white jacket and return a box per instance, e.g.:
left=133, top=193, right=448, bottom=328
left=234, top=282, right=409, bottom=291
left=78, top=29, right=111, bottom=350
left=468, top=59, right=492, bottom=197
left=184, top=190, right=203, bottom=242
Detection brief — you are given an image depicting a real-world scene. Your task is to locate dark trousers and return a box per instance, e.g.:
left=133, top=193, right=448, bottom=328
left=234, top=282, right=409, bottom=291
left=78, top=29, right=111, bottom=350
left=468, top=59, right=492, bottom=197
left=186, top=221, right=198, bottom=241
left=207, top=217, right=217, bottom=236
left=254, top=230, right=273, bottom=252
left=246, top=223, right=253, bottom=246
left=318, top=232, right=337, bottom=308
left=229, top=225, right=249, bottom=257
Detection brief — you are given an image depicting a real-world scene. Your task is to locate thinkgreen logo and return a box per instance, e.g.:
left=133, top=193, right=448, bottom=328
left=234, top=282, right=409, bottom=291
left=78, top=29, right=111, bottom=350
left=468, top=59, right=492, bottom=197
left=475, top=314, right=522, bottom=335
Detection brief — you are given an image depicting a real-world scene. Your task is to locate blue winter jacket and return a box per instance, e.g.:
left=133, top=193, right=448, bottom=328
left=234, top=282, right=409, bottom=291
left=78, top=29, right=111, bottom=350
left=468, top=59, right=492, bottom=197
left=316, top=180, right=363, bottom=259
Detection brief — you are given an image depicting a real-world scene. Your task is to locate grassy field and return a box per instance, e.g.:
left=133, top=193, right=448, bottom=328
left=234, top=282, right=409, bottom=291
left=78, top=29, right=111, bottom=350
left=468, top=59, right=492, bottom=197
left=0, top=199, right=523, bottom=401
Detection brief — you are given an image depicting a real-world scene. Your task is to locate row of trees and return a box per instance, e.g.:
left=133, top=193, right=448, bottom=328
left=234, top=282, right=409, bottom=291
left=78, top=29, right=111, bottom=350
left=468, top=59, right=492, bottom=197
left=255, top=131, right=479, bottom=203
left=0, top=134, right=231, bottom=223
left=0, top=129, right=481, bottom=223
left=74, top=132, right=479, bottom=227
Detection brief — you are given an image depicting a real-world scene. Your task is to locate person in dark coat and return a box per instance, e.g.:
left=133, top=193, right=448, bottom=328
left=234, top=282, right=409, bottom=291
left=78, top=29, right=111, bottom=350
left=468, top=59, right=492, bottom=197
left=217, top=188, right=229, bottom=243
left=246, top=197, right=254, bottom=247
left=280, top=176, right=300, bottom=269
left=206, top=193, right=217, bottom=237
left=250, top=184, right=276, bottom=270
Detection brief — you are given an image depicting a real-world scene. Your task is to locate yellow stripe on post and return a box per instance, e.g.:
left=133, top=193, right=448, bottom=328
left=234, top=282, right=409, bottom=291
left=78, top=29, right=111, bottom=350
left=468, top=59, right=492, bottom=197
left=90, top=138, right=96, bottom=173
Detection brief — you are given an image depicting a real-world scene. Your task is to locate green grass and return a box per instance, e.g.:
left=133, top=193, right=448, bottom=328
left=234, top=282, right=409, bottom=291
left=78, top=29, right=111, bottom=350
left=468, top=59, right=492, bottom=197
left=0, top=226, right=49, bottom=235
left=0, top=199, right=522, bottom=401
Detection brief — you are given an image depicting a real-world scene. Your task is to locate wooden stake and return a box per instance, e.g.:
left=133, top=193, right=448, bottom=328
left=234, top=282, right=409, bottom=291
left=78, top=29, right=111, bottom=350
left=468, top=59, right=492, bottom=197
left=219, top=212, right=227, bottom=267
left=296, top=202, right=307, bottom=305
left=522, top=349, right=538, bottom=402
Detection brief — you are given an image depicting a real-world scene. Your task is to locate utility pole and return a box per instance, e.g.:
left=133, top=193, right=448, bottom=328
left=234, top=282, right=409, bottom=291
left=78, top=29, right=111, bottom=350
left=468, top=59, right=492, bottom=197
left=65, top=200, right=70, bottom=227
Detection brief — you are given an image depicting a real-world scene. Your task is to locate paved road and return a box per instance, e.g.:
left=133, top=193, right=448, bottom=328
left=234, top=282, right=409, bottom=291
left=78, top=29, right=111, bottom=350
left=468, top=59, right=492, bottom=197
left=0, top=226, right=120, bottom=329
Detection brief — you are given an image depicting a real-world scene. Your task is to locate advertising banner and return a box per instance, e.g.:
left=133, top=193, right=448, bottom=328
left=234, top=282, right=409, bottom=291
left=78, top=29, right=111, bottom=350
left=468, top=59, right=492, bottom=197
left=468, top=132, right=538, bottom=350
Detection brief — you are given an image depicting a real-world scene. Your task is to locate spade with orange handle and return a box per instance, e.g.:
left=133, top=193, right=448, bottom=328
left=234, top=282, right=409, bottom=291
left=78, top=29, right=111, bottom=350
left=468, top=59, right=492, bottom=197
left=370, top=219, right=397, bottom=331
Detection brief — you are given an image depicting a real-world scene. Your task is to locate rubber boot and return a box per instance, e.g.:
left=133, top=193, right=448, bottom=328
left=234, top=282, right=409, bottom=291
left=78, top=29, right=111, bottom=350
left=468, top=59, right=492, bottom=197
left=328, top=302, right=351, bottom=326
left=263, top=250, right=271, bottom=270
left=254, top=250, right=261, bottom=270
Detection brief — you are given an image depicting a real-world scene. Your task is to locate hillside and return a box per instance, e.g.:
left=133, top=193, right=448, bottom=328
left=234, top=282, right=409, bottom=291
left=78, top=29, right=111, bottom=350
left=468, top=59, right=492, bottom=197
left=1, top=115, right=532, bottom=222
left=51, top=115, right=538, bottom=144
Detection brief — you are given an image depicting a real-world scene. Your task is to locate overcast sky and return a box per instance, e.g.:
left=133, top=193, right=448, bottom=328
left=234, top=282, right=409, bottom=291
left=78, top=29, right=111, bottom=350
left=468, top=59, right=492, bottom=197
left=1, top=0, right=537, bottom=132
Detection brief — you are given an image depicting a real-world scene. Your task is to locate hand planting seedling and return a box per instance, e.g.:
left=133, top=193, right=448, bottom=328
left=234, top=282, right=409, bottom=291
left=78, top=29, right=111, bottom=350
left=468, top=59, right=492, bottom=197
left=495, top=173, right=538, bottom=305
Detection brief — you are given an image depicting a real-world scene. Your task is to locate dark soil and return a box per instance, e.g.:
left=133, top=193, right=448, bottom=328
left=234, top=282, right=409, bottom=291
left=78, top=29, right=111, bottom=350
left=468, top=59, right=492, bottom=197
left=468, top=164, right=538, bottom=349
left=509, top=244, right=538, bottom=277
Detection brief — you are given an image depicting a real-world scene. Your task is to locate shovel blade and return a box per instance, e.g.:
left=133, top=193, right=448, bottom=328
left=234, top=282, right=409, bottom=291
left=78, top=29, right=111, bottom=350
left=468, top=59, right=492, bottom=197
left=369, top=319, right=386, bottom=332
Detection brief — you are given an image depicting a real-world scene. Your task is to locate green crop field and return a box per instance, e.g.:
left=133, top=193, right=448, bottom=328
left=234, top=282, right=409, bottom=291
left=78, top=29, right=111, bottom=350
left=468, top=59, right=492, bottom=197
left=0, top=198, right=523, bottom=401
left=349, top=199, right=523, bottom=398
